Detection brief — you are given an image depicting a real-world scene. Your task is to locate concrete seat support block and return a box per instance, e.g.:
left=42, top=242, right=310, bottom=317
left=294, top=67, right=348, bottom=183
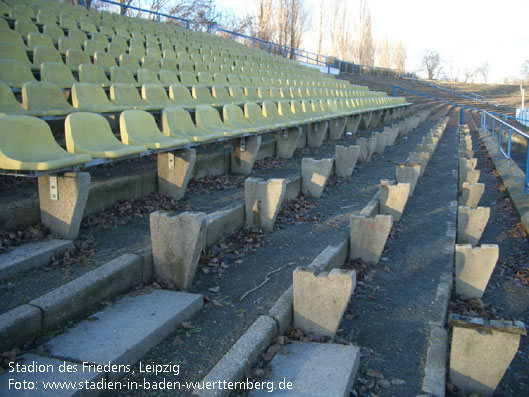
left=329, top=117, right=347, bottom=140
left=459, top=169, right=480, bottom=191
left=360, top=112, right=372, bottom=130
left=307, top=121, right=328, bottom=148
left=335, top=145, right=360, bottom=177
left=396, top=162, right=421, bottom=197
left=230, top=135, right=261, bottom=174
left=346, top=114, right=361, bottom=135
left=379, top=180, right=410, bottom=221
left=158, top=149, right=196, bottom=199
left=245, top=177, right=286, bottom=232
left=38, top=172, right=90, bottom=240
left=459, top=182, right=485, bottom=208
left=455, top=244, right=499, bottom=298
left=459, top=158, right=477, bottom=171
left=350, top=214, right=393, bottom=265
left=457, top=206, right=490, bottom=245
left=372, top=132, right=387, bottom=154
left=408, top=152, right=430, bottom=177
left=293, top=267, right=356, bottom=338
left=150, top=211, right=207, bottom=290
left=449, top=315, right=526, bottom=396
left=301, top=158, right=334, bottom=198
left=276, top=127, right=301, bottom=158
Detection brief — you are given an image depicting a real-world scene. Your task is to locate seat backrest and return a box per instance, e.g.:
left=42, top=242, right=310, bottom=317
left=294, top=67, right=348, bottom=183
left=141, top=55, right=160, bottom=71
left=22, top=81, right=73, bottom=111
left=141, top=83, right=172, bottom=106
left=168, top=84, right=195, bottom=106
left=94, top=51, right=117, bottom=71
left=65, top=112, right=122, bottom=154
left=195, top=104, right=224, bottom=129
left=0, top=59, right=37, bottom=88
left=198, top=71, right=214, bottom=85
left=212, top=85, right=230, bottom=101
left=40, top=62, right=77, bottom=87
left=43, top=24, right=65, bottom=42
left=78, top=63, right=111, bottom=86
left=119, top=53, right=140, bottom=73
left=0, top=42, right=32, bottom=65
left=119, top=109, right=164, bottom=144
left=67, top=28, right=87, bottom=45
left=71, top=82, right=113, bottom=109
left=0, top=82, right=25, bottom=114
left=137, top=68, right=160, bottom=85
left=33, top=45, right=63, bottom=66
left=159, top=70, right=179, bottom=86
left=178, top=59, right=194, bottom=73
left=65, top=48, right=91, bottom=69
left=161, top=106, right=199, bottom=138
left=27, top=32, right=54, bottom=49
left=110, top=83, right=144, bottom=107
left=244, top=102, right=266, bottom=124
left=223, top=103, right=250, bottom=127
left=15, top=20, right=39, bottom=37
left=192, top=85, right=213, bottom=102
left=0, top=29, right=27, bottom=47
left=180, top=70, right=198, bottom=86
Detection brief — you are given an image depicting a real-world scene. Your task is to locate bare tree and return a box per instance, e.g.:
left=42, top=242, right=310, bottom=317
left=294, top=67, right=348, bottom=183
left=329, top=0, right=354, bottom=61
left=377, top=35, right=392, bottom=68
left=316, top=0, right=327, bottom=55
left=288, top=0, right=309, bottom=57
left=521, top=60, right=529, bottom=80
left=250, top=0, right=275, bottom=43
left=354, top=0, right=375, bottom=66
left=462, top=68, right=477, bottom=84
left=476, top=61, right=492, bottom=84
left=421, top=50, right=442, bottom=80
left=394, top=40, right=406, bottom=71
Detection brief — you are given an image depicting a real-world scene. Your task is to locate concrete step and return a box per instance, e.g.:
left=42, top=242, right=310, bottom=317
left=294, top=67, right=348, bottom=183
left=0, top=239, right=73, bottom=281
left=251, top=341, right=360, bottom=397
left=42, top=289, right=202, bottom=381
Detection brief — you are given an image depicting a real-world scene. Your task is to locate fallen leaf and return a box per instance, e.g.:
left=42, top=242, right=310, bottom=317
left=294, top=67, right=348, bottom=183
left=181, top=322, right=194, bottom=329
left=212, top=300, right=222, bottom=307
left=378, top=379, right=391, bottom=389
left=366, top=369, right=384, bottom=379
left=391, top=379, right=406, bottom=386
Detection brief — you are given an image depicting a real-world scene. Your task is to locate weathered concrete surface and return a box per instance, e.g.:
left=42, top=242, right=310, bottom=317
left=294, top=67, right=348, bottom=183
left=150, top=211, right=208, bottom=290
left=268, top=286, right=293, bottom=336
left=38, top=172, right=91, bottom=239
left=251, top=341, right=360, bottom=397
left=396, top=162, right=421, bottom=197
left=206, top=203, right=245, bottom=248
left=30, top=253, right=144, bottom=332
left=356, top=137, right=368, bottom=163
left=301, top=158, right=334, bottom=198
left=459, top=158, right=477, bottom=171
left=0, top=304, right=41, bottom=351
left=335, top=145, right=360, bottom=177
left=408, top=151, right=430, bottom=177
left=379, top=180, right=411, bottom=222
left=372, top=131, right=387, bottom=154
left=459, top=169, right=480, bottom=191
left=365, top=137, right=377, bottom=163
left=231, top=135, right=261, bottom=174
left=457, top=206, right=490, bottom=246
left=307, top=121, right=328, bottom=148
left=276, top=127, right=302, bottom=158
left=329, top=117, right=347, bottom=140
left=346, top=114, right=361, bottom=135
left=459, top=182, right=485, bottom=208
left=0, top=239, right=73, bottom=280
left=450, top=318, right=524, bottom=396
left=0, top=354, right=104, bottom=397
left=158, top=149, right=196, bottom=199
left=349, top=214, right=393, bottom=265
left=245, top=177, right=286, bottom=232
left=45, top=290, right=203, bottom=381
left=293, top=267, right=356, bottom=338
left=193, top=316, right=277, bottom=397
left=455, top=244, right=499, bottom=298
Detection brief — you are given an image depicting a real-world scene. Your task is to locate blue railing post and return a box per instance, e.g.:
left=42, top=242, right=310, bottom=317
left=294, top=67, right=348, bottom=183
left=498, top=122, right=503, bottom=149
left=393, top=86, right=396, bottom=97
left=491, top=118, right=495, bottom=143
left=460, top=106, right=465, bottom=124
left=525, top=145, right=529, bottom=193
left=507, top=128, right=512, bottom=163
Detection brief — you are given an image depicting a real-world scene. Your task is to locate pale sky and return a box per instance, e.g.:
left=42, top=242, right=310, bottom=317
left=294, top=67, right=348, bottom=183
left=215, top=0, right=529, bottom=84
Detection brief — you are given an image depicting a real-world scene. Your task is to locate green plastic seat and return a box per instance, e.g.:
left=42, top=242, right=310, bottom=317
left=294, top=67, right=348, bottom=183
left=58, top=36, right=80, bottom=54
left=208, top=63, right=221, bottom=74
left=0, top=82, right=29, bottom=116
left=65, top=112, right=147, bottom=159
left=161, top=58, right=178, bottom=73
left=212, top=85, right=240, bottom=105
left=0, top=29, right=28, bottom=49
left=180, top=70, right=199, bottom=86
left=78, top=64, right=111, bottom=87
left=291, top=100, right=316, bottom=122
left=94, top=51, right=117, bottom=72
left=244, top=102, right=283, bottom=130
left=43, top=24, right=64, bottom=42
left=22, top=81, right=76, bottom=116
left=128, top=44, right=145, bottom=60
left=0, top=115, right=91, bottom=171
left=197, top=71, right=214, bottom=86
left=244, top=86, right=260, bottom=101
left=195, top=104, right=246, bottom=138
left=262, top=101, right=297, bottom=128
left=277, top=100, right=307, bottom=124
left=107, top=41, right=127, bottom=58
left=141, top=55, right=160, bottom=71
left=213, top=73, right=228, bottom=86
left=71, top=82, right=127, bottom=113
left=65, top=49, right=91, bottom=70
left=120, top=109, right=188, bottom=150
left=136, top=68, right=160, bottom=85
left=110, top=83, right=159, bottom=111
left=119, top=53, right=140, bottom=73
left=99, top=25, right=115, bottom=37
left=27, top=32, right=54, bottom=50
left=9, top=8, right=34, bottom=21
left=40, top=62, right=77, bottom=88
left=168, top=84, right=199, bottom=108
left=178, top=59, right=194, bottom=73
left=33, top=46, right=64, bottom=68
left=229, top=86, right=246, bottom=103
left=0, top=18, right=8, bottom=30
left=141, top=83, right=174, bottom=108
left=0, top=60, right=37, bottom=88
left=257, top=87, right=273, bottom=101
left=83, top=39, right=106, bottom=55
left=162, top=106, right=221, bottom=143
left=159, top=70, right=179, bottom=87
left=110, top=66, right=139, bottom=86
left=192, top=85, right=222, bottom=106
left=223, top=104, right=265, bottom=133
left=67, top=28, right=87, bottom=46
left=301, top=99, right=326, bottom=122
left=15, top=20, right=39, bottom=37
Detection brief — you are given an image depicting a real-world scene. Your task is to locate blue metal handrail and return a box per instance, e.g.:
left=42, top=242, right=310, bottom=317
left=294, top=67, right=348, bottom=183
left=481, top=111, right=529, bottom=194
